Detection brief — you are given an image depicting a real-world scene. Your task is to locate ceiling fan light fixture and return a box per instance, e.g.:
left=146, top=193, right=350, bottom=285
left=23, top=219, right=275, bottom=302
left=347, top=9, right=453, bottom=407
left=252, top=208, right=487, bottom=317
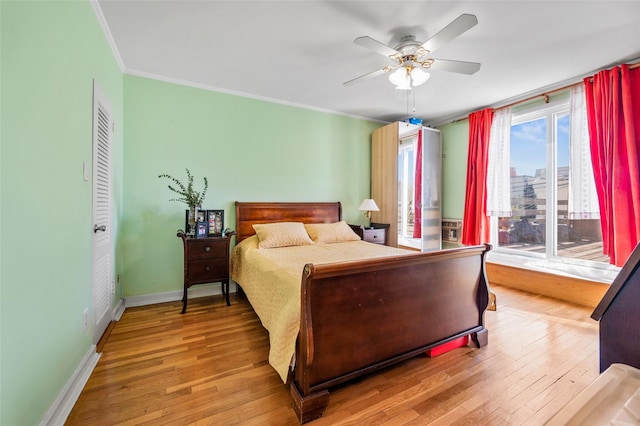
left=389, top=67, right=411, bottom=90
left=388, top=67, right=407, bottom=85
left=410, top=68, right=430, bottom=86
left=388, top=66, right=430, bottom=90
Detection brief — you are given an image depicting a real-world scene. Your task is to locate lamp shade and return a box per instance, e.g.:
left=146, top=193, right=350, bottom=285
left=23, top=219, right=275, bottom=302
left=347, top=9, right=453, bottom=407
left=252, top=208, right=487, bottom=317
left=358, top=199, right=380, bottom=212
left=410, top=68, right=431, bottom=86
left=388, top=68, right=411, bottom=90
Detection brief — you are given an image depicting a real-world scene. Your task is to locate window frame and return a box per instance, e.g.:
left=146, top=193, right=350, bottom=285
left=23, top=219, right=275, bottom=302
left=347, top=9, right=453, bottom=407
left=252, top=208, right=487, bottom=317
left=488, top=99, right=620, bottom=282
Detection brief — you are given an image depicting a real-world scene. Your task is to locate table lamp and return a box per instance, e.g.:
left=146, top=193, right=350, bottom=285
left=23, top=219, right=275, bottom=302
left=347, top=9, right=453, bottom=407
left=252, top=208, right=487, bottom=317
left=358, top=198, right=379, bottom=227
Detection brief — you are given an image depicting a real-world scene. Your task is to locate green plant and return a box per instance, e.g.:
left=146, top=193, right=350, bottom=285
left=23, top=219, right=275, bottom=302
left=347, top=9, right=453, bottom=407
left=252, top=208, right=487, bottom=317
left=158, top=168, right=208, bottom=208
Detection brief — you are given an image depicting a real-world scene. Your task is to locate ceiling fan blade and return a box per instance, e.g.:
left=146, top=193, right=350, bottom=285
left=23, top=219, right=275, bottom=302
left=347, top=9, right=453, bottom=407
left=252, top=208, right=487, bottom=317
left=428, top=59, right=481, bottom=75
left=354, top=36, right=400, bottom=57
left=343, top=68, right=389, bottom=86
left=421, top=14, right=478, bottom=54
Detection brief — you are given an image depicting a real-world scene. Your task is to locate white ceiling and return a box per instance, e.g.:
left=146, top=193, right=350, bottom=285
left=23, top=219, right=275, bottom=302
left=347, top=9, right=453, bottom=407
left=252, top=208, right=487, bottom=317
left=96, top=1, right=640, bottom=125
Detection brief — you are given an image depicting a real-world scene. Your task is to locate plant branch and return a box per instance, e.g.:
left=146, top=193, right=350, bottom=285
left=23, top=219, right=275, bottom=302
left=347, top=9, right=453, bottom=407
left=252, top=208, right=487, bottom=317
left=158, top=168, right=208, bottom=208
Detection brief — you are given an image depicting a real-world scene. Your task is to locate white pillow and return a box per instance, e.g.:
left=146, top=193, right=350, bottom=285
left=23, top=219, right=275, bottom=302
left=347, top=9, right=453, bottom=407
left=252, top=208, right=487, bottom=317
left=252, top=222, right=315, bottom=249
left=304, top=221, right=361, bottom=244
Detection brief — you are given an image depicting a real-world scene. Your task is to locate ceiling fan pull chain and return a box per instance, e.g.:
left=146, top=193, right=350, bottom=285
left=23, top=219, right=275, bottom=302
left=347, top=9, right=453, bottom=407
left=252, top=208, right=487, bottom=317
left=413, top=89, right=416, bottom=113
left=406, top=89, right=409, bottom=118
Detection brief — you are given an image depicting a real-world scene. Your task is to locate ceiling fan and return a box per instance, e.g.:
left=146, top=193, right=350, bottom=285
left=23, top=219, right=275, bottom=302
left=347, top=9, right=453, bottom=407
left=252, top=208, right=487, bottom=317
left=344, top=14, right=481, bottom=90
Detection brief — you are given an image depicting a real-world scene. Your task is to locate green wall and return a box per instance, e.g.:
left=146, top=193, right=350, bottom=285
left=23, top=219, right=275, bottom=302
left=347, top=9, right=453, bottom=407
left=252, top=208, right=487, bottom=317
left=0, top=1, right=124, bottom=424
left=122, top=75, right=381, bottom=296
left=439, top=119, right=470, bottom=219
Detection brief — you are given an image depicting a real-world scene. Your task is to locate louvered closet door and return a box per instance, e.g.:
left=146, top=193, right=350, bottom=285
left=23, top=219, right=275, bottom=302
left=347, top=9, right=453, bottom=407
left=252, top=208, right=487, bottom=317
left=92, top=81, right=113, bottom=344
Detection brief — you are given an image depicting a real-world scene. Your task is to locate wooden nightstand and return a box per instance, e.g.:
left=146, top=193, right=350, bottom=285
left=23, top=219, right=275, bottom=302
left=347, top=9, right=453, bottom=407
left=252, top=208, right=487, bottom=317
left=177, top=231, right=235, bottom=314
left=349, top=222, right=389, bottom=245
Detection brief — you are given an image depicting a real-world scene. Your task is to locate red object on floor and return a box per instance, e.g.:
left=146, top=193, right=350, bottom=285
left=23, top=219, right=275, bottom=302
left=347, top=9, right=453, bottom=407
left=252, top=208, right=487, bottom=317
left=426, top=335, right=469, bottom=357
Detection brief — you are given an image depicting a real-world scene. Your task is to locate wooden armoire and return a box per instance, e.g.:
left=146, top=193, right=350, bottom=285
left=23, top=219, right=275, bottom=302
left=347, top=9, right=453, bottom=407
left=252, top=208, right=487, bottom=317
left=371, top=121, right=442, bottom=250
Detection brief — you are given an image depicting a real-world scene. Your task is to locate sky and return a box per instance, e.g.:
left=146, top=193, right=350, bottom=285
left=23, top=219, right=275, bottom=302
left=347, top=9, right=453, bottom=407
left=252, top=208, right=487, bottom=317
left=510, top=114, right=569, bottom=177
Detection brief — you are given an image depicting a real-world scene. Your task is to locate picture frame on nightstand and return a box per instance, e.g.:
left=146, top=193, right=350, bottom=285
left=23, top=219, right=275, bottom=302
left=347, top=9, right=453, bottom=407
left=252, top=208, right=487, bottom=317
left=195, top=221, right=209, bottom=239
left=184, top=209, right=190, bottom=234
left=206, top=210, right=224, bottom=236
left=184, top=209, right=207, bottom=235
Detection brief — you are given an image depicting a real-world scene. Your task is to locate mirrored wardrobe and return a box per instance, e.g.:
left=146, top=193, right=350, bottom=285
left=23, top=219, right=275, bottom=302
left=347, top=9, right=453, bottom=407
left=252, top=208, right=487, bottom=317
left=371, top=121, right=442, bottom=251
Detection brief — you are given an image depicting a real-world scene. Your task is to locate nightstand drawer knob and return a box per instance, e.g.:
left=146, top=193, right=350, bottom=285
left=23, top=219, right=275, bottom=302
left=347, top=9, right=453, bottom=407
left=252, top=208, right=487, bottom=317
left=373, top=235, right=378, bottom=238
left=204, top=246, right=211, bottom=252
left=205, top=266, right=210, bottom=271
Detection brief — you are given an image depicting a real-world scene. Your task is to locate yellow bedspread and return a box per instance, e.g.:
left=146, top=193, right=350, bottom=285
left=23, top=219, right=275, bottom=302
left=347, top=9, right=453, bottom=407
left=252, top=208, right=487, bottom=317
left=230, top=235, right=413, bottom=382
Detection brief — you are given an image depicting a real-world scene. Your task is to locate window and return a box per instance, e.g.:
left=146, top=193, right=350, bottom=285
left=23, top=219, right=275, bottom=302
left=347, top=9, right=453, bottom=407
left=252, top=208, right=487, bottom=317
left=491, top=99, right=608, bottom=267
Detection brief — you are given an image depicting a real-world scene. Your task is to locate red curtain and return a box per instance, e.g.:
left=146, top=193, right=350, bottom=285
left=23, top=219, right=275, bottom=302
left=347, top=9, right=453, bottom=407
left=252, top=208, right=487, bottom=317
left=584, top=64, right=640, bottom=266
left=413, top=130, right=423, bottom=238
left=462, top=108, right=494, bottom=245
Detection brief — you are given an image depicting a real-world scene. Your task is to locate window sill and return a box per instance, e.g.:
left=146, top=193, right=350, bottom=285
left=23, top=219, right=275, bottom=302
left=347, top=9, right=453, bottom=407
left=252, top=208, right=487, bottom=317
left=486, top=250, right=619, bottom=284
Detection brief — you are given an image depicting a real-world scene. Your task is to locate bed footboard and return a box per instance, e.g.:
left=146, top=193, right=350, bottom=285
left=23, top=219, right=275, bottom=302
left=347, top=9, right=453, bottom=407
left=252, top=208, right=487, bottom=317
left=291, top=244, right=491, bottom=423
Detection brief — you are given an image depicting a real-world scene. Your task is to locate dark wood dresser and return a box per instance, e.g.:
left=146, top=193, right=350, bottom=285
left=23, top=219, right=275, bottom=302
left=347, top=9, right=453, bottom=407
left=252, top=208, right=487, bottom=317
left=177, top=231, right=234, bottom=313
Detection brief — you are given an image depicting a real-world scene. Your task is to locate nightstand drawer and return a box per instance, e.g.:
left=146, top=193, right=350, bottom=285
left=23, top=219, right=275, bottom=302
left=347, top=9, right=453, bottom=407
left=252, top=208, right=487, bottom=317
left=363, top=228, right=386, bottom=244
left=188, top=239, right=227, bottom=259
left=187, top=257, right=228, bottom=282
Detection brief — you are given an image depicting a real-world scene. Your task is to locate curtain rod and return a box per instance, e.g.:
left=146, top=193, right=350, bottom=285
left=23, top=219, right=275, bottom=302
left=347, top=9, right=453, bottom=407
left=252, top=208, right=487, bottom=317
left=500, top=61, right=640, bottom=110
left=449, top=61, right=640, bottom=124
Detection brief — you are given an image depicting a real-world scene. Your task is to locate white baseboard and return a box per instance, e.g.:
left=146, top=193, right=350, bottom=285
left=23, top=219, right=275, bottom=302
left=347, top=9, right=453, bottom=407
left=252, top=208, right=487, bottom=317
left=125, top=282, right=237, bottom=308
left=112, top=297, right=125, bottom=321
left=39, top=346, right=101, bottom=426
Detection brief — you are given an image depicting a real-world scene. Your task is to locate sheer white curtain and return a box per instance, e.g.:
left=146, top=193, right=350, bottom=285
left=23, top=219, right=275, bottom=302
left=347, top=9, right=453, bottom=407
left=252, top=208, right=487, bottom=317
left=569, top=85, right=600, bottom=219
left=486, top=107, right=512, bottom=217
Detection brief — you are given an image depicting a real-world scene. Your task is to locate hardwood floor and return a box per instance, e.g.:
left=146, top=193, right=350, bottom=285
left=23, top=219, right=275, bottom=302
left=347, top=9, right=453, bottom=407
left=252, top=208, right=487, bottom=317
left=66, top=285, right=600, bottom=425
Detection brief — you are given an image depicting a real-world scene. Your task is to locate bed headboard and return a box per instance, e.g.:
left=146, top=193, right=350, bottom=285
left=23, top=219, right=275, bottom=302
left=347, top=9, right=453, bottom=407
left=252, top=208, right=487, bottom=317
left=235, top=202, right=342, bottom=243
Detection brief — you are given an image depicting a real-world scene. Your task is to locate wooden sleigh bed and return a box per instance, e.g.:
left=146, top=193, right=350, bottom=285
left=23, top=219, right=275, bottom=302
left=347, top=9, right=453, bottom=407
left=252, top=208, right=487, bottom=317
left=231, top=201, right=492, bottom=423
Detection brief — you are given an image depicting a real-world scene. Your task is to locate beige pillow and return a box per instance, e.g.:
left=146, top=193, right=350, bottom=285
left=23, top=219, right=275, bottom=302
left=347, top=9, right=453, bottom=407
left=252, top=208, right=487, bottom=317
left=252, top=222, right=314, bottom=249
left=304, top=221, right=361, bottom=244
